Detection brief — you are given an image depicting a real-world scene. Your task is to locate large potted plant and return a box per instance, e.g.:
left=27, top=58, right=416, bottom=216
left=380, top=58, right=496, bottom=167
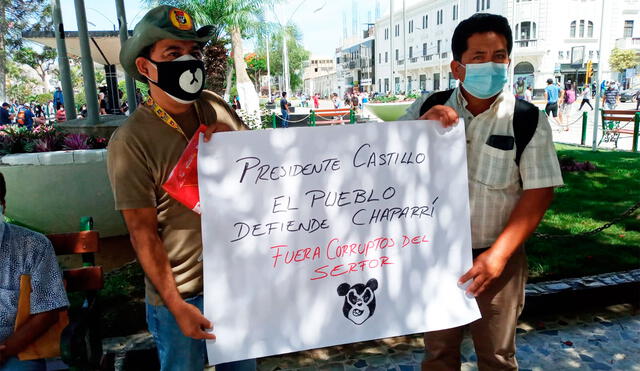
left=364, top=93, right=420, bottom=121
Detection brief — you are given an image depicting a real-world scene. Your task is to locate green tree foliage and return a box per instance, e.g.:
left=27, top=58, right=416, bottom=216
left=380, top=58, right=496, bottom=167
left=4, top=58, right=39, bottom=103
left=13, top=46, right=57, bottom=89
left=0, top=0, right=51, bottom=101
left=256, top=24, right=310, bottom=92
left=245, top=52, right=267, bottom=90
left=609, top=48, right=639, bottom=72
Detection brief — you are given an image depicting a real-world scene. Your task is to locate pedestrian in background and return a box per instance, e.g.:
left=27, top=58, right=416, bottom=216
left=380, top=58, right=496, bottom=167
left=602, top=82, right=620, bottom=110
left=579, top=86, right=594, bottom=111
left=544, top=78, right=562, bottom=123
left=524, top=86, right=533, bottom=102
left=280, top=92, right=289, bottom=128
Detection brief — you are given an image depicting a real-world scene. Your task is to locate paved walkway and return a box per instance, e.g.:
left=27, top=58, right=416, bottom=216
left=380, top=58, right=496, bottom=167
left=257, top=304, right=640, bottom=371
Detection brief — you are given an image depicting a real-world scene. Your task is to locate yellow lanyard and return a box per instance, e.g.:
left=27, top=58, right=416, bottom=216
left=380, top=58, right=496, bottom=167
left=145, top=96, right=200, bottom=142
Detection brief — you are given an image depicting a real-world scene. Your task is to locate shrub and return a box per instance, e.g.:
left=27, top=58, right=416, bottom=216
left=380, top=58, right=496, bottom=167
left=0, top=124, right=108, bottom=155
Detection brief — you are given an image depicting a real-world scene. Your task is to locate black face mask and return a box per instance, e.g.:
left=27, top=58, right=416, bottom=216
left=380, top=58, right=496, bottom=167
left=147, top=54, right=205, bottom=103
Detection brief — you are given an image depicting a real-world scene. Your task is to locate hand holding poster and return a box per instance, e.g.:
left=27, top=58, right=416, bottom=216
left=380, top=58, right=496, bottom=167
left=198, top=121, right=480, bottom=365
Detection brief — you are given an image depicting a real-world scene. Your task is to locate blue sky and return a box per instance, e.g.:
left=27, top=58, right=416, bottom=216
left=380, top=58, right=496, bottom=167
left=58, top=0, right=391, bottom=57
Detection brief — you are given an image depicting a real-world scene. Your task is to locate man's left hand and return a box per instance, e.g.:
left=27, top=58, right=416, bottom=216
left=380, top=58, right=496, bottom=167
left=203, top=122, right=233, bottom=143
left=458, top=249, right=508, bottom=297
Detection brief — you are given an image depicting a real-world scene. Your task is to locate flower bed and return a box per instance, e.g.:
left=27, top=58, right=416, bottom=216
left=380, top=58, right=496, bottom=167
left=0, top=123, right=108, bottom=155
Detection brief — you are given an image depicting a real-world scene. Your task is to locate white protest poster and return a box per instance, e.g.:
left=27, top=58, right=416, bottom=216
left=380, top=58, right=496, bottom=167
left=198, top=120, right=480, bottom=365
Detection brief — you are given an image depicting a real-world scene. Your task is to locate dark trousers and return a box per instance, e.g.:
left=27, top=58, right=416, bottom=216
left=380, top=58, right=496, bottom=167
left=280, top=109, right=289, bottom=128
left=579, top=99, right=593, bottom=110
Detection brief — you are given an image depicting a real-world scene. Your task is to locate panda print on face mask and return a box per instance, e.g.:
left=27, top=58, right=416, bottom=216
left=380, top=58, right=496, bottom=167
left=337, top=279, right=378, bottom=325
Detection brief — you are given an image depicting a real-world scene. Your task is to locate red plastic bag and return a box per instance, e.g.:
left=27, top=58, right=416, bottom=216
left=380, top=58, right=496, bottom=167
left=162, top=124, right=207, bottom=214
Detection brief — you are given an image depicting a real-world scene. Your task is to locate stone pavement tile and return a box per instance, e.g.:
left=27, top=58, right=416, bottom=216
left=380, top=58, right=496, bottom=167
left=256, top=305, right=639, bottom=371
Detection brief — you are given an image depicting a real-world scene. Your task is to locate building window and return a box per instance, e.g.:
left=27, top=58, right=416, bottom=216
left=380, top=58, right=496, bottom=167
left=570, top=20, right=595, bottom=38
left=515, top=21, right=537, bottom=41
left=385, top=52, right=388, bottom=63
left=588, top=50, right=594, bottom=59
left=422, top=14, right=429, bottom=29
left=420, top=74, right=426, bottom=91
left=395, top=24, right=400, bottom=37
left=437, top=40, right=441, bottom=54
left=436, top=10, right=443, bottom=25
left=558, top=51, right=564, bottom=59
left=423, top=43, right=428, bottom=56
left=379, top=53, right=381, bottom=64
left=384, top=78, right=389, bottom=92
left=477, top=0, right=490, bottom=11
left=624, top=20, right=634, bottom=38
left=384, top=28, right=389, bottom=40
left=395, top=49, right=399, bottom=61
left=453, top=4, right=458, bottom=20
left=409, top=20, right=414, bottom=33
left=433, top=73, right=440, bottom=90
left=409, top=46, right=413, bottom=59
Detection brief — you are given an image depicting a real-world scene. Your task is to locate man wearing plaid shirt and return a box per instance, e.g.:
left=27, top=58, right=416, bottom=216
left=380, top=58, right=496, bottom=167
left=401, top=14, right=563, bottom=370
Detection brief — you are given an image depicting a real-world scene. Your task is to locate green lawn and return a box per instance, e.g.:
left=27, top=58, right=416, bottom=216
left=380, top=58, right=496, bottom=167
left=527, top=144, right=640, bottom=282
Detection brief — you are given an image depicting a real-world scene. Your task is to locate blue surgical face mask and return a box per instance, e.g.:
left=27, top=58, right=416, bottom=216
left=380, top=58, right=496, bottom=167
left=460, top=62, right=509, bottom=99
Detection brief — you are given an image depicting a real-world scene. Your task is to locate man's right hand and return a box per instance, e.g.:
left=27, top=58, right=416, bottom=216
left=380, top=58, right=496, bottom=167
left=419, top=105, right=459, bottom=127
left=171, top=301, right=216, bottom=340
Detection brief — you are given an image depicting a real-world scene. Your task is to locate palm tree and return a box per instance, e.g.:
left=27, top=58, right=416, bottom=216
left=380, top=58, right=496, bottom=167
left=146, top=0, right=275, bottom=114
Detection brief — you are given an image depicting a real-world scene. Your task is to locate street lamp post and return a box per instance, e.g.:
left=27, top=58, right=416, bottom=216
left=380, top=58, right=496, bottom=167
left=390, top=0, right=394, bottom=94
left=592, top=0, right=606, bottom=151
left=273, top=0, right=308, bottom=95
left=266, top=34, right=272, bottom=101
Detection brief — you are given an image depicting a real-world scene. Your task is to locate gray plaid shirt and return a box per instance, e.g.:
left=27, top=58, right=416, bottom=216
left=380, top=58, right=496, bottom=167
left=0, top=222, right=69, bottom=343
left=401, top=88, right=563, bottom=248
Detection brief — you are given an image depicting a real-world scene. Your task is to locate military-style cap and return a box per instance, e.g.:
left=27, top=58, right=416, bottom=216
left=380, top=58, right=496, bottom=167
left=120, top=5, right=214, bottom=82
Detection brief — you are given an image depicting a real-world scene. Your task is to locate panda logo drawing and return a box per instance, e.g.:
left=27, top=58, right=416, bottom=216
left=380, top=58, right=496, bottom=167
left=337, top=279, right=379, bottom=325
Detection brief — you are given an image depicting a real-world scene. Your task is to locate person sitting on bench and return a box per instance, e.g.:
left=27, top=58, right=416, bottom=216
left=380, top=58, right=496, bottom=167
left=0, top=172, right=69, bottom=370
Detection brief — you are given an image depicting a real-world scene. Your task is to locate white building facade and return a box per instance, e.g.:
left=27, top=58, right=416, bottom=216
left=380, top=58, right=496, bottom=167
left=374, top=0, right=640, bottom=94
left=303, top=56, right=338, bottom=98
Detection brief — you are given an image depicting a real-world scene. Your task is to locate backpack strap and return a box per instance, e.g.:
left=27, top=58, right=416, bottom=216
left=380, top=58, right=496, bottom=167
left=419, top=89, right=539, bottom=167
left=419, top=89, right=455, bottom=117
left=513, top=99, right=539, bottom=166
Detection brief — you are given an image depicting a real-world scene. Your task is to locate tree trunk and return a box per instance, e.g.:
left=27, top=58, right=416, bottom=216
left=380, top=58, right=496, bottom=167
left=231, top=26, right=259, bottom=114
left=0, top=0, right=7, bottom=102
left=223, top=63, right=233, bottom=103
left=37, top=68, right=50, bottom=93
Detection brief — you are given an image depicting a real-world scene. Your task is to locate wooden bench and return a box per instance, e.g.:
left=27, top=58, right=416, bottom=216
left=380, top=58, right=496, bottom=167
left=599, top=109, right=640, bottom=148
left=48, top=218, right=104, bottom=368
left=309, top=108, right=355, bottom=126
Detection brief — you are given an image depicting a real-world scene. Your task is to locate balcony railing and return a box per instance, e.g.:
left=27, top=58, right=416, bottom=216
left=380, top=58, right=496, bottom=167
left=515, top=39, right=537, bottom=48
left=398, top=59, right=404, bottom=65
left=615, top=37, right=640, bottom=49
left=410, top=57, right=418, bottom=63
left=424, top=55, right=432, bottom=61
left=441, top=52, right=448, bottom=59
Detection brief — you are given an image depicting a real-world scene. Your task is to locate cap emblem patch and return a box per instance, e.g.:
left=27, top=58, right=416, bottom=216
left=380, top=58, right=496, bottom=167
left=169, top=8, right=193, bottom=31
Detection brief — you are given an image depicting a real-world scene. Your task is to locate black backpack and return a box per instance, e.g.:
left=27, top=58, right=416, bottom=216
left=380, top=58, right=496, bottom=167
left=419, top=89, right=539, bottom=166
